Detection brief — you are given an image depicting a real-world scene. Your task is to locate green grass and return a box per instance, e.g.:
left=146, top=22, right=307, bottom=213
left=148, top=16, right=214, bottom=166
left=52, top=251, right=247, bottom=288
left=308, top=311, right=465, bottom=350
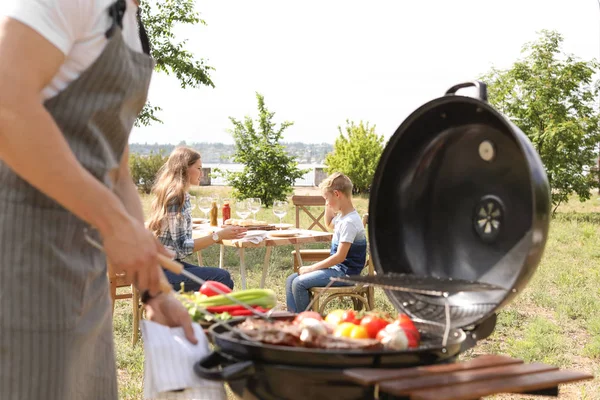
left=114, top=189, right=600, bottom=399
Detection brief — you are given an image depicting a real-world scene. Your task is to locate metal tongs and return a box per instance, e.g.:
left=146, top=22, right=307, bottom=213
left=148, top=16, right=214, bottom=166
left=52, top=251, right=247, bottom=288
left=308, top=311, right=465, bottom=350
left=83, top=230, right=274, bottom=339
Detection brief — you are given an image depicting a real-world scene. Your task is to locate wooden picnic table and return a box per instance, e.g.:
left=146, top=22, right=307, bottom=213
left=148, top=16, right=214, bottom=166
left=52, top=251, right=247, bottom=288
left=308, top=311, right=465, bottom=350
left=192, top=226, right=332, bottom=290
left=342, top=354, right=593, bottom=399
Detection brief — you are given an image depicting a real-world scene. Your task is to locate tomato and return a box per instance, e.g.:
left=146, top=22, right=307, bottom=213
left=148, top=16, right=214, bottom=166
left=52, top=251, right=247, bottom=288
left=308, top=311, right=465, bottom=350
left=324, top=309, right=345, bottom=326
left=293, top=311, right=323, bottom=324
left=199, top=281, right=232, bottom=297
left=360, top=315, right=391, bottom=339
left=342, top=310, right=361, bottom=325
left=349, top=325, right=369, bottom=339
left=334, top=322, right=356, bottom=338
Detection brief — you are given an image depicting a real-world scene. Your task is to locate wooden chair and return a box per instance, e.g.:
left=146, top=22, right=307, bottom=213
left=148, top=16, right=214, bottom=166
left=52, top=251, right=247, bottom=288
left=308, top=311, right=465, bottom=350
left=308, top=214, right=375, bottom=313
left=292, top=195, right=328, bottom=231
left=108, top=263, right=142, bottom=346
left=291, top=195, right=331, bottom=272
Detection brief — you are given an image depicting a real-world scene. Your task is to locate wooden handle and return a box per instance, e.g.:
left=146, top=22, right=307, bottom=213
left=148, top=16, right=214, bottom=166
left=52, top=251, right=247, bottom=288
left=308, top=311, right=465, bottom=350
left=157, top=254, right=184, bottom=274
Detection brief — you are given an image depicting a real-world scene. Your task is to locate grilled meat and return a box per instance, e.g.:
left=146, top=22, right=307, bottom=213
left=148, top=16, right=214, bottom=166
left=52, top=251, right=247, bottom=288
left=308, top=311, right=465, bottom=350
left=236, top=318, right=383, bottom=350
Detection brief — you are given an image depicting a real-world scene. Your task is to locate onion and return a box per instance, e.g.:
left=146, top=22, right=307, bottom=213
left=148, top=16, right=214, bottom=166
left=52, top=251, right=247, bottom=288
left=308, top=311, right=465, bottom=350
left=298, top=318, right=328, bottom=342
left=378, top=324, right=409, bottom=350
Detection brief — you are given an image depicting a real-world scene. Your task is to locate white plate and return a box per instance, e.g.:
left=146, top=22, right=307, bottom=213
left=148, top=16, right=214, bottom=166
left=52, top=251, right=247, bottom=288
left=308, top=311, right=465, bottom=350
left=269, top=229, right=301, bottom=238
left=243, top=230, right=268, bottom=238
left=271, top=223, right=293, bottom=230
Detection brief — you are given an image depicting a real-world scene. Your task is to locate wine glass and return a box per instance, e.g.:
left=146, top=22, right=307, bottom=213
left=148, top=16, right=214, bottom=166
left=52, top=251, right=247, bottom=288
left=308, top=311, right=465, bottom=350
left=272, top=200, right=288, bottom=228
left=197, top=196, right=212, bottom=219
left=188, top=195, right=197, bottom=213
left=236, top=199, right=251, bottom=221
left=247, top=198, right=262, bottom=220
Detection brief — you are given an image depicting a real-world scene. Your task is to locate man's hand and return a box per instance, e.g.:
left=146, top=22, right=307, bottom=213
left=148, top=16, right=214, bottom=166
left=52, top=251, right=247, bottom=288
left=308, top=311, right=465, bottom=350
left=145, top=292, right=198, bottom=344
left=102, top=214, right=163, bottom=295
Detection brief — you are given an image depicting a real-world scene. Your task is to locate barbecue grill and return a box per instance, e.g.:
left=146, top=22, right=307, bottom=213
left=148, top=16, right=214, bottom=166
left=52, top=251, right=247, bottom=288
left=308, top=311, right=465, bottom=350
left=194, top=81, right=553, bottom=400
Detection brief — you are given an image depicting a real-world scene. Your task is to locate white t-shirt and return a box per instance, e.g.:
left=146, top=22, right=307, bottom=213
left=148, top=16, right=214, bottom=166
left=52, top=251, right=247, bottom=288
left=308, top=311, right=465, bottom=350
left=1, top=0, right=144, bottom=101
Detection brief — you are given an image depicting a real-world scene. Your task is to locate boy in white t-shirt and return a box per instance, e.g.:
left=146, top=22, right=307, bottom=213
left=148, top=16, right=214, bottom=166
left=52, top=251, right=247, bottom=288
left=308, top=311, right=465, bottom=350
left=285, top=172, right=367, bottom=313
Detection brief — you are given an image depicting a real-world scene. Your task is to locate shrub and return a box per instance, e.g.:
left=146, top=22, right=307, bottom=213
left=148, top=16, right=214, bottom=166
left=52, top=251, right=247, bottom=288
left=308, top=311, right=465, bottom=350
left=129, top=151, right=168, bottom=194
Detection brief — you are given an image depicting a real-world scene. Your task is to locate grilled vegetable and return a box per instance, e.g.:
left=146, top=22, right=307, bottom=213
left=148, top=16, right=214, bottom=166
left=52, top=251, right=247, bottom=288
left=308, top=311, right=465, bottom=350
left=393, top=313, right=420, bottom=348
left=293, top=311, right=323, bottom=324
left=349, top=325, right=369, bottom=339
left=324, top=309, right=345, bottom=325
left=230, top=306, right=270, bottom=316
left=298, top=318, right=328, bottom=342
left=360, top=314, right=391, bottom=339
left=376, top=324, right=409, bottom=350
left=180, top=288, right=277, bottom=323
left=334, top=322, right=356, bottom=338
left=199, top=281, right=232, bottom=297
left=193, top=288, right=277, bottom=308
left=342, top=310, right=362, bottom=325
left=205, top=304, right=255, bottom=313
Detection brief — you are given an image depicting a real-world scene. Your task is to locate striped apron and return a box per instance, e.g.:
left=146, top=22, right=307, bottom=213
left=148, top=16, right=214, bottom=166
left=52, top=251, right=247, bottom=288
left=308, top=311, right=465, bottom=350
left=0, top=1, right=154, bottom=399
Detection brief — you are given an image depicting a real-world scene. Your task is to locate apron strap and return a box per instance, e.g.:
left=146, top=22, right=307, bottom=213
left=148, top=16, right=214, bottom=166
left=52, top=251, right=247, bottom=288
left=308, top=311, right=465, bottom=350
left=104, top=0, right=152, bottom=55
left=136, top=9, right=152, bottom=55
left=105, top=0, right=126, bottom=39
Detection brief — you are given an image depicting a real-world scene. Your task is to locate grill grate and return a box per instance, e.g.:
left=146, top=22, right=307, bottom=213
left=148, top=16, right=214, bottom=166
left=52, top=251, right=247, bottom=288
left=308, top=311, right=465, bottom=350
left=325, top=273, right=506, bottom=343
left=330, top=273, right=507, bottom=296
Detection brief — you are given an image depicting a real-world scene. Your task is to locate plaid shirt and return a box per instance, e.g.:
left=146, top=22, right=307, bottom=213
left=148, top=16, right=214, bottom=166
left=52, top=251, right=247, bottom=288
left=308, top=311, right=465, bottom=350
left=156, top=193, right=195, bottom=260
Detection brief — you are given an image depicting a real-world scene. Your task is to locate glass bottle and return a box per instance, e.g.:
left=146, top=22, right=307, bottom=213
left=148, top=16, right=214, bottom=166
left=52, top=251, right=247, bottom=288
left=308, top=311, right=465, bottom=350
left=222, top=199, right=231, bottom=224
left=209, top=200, right=218, bottom=227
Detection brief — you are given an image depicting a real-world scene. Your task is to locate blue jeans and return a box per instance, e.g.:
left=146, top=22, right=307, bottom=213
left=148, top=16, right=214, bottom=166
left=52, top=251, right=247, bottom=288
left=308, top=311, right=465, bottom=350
left=285, top=268, right=351, bottom=313
left=163, top=260, right=234, bottom=292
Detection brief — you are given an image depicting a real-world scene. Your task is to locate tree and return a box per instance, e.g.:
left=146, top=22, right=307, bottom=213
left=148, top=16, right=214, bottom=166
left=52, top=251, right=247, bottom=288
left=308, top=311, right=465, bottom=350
left=325, top=120, right=385, bottom=194
left=137, top=0, right=215, bottom=126
left=129, top=151, right=168, bottom=194
left=220, top=93, right=307, bottom=207
left=481, top=30, right=600, bottom=211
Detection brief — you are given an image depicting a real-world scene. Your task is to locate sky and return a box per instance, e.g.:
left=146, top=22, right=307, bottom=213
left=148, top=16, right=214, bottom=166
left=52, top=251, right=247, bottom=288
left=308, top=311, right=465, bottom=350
left=132, top=0, right=600, bottom=145
left=8, top=0, right=600, bottom=144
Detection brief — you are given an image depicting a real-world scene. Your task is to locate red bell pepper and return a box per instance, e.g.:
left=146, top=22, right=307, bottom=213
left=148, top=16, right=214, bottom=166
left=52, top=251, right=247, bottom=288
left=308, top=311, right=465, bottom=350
left=199, top=281, right=232, bottom=297
left=230, top=306, right=270, bottom=316
left=205, top=304, right=270, bottom=315
left=205, top=304, right=245, bottom=313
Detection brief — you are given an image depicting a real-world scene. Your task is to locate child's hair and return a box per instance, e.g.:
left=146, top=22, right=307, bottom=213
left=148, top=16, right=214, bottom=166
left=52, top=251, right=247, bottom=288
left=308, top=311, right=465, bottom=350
left=319, top=172, right=353, bottom=197
left=147, top=146, right=201, bottom=234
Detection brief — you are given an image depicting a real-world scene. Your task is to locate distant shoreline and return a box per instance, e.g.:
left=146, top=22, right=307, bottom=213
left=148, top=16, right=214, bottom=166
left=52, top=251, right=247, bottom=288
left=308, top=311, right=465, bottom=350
left=129, top=142, right=333, bottom=165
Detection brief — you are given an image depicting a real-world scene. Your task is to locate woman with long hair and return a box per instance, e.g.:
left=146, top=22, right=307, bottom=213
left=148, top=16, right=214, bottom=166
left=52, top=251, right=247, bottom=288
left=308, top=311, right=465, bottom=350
left=148, top=146, right=245, bottom=291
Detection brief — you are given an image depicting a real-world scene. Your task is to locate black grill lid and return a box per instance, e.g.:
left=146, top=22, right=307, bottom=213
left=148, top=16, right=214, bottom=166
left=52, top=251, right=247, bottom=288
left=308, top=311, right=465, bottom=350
left=368, top=81, right=551, bottom=329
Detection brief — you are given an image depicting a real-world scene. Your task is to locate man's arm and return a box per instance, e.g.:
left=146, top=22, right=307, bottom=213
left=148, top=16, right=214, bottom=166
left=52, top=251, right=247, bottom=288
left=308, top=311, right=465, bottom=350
left=0, top=18, right=161, bottom=293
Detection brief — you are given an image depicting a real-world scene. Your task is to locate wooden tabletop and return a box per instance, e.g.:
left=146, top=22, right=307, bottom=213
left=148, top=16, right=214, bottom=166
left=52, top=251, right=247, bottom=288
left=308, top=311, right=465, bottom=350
left=192, top=227, right=332, bottom=248
left=343, top=355, right=593, bottom=399
left=191, top=224, right=332, bottom=289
